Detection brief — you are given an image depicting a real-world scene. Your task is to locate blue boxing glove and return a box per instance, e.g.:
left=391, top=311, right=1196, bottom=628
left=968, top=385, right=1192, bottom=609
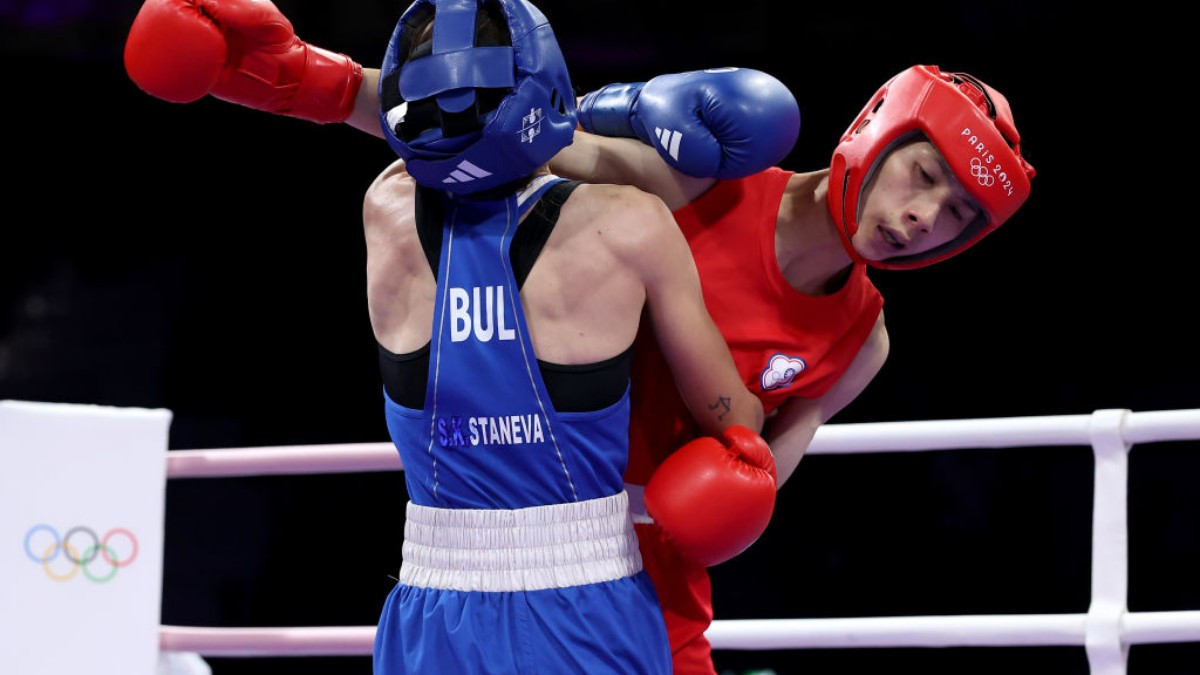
left=577, top=67, right=800, bottom=179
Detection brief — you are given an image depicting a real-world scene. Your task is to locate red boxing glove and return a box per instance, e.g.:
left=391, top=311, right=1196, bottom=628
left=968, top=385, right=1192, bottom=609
left=124, top=0, right=363, bottom=124
left=643, top=425, right=777, bottom=567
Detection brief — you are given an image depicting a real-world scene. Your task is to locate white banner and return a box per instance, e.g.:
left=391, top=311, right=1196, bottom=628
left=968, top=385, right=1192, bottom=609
left=0, top=400, right=172, bottom=675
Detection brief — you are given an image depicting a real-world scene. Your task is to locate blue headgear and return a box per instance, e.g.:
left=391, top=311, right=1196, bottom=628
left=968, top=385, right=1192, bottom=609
left=379, top=0, right=577, bottom=195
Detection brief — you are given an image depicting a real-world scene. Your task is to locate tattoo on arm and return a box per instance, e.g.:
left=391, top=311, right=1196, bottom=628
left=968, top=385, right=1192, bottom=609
left=708, top=396, right=732, bottom=420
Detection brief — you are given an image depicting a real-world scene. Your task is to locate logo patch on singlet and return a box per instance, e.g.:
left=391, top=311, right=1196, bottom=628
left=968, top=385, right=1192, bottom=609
left=760, top=353, right=807, bottom=391
left=437, top=413, right=546, bottom=448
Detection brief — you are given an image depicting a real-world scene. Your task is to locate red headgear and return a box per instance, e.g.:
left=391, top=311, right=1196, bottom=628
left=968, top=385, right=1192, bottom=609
left=828, top=65, right=1036, bottom=269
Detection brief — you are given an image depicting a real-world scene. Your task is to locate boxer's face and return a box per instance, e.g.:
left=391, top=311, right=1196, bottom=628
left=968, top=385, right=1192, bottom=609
left=852, top=140, right=981, bottom=262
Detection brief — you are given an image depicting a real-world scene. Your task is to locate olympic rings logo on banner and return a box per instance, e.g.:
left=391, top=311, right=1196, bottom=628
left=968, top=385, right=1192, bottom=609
left=23, top=525, right=139, bottom=583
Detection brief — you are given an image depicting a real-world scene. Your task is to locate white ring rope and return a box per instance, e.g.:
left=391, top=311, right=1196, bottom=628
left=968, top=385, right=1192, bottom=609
left=167, top=442, right=400, bottom=478
left=159, top=408, right=1200, bottom=671
left=160, top=626, right=374, bottom=657
left=159, top=611, right=1200, bottom=658
left=166, top=409, right=1200, bottom=479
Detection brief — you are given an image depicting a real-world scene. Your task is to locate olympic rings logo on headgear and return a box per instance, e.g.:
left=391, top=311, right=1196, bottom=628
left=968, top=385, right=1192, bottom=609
left=23, top=524, right=139, bottom=583
left=969, top=157, right=995, bottom=187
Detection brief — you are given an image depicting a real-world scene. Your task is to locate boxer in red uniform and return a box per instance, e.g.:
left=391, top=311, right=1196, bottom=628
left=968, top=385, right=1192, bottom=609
left=123, top=3, right=1036, bottom=670
left=615, top=166, right=883, bottom=672
left=562, top=64, right=1036, bottom=673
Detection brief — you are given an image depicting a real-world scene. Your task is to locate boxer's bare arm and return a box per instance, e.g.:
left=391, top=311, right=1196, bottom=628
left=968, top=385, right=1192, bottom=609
left=605, top=186, right=763, bottom=435
left=550, top=131, right=717, bottom=212
left=346, top=67, right=385, bottom=139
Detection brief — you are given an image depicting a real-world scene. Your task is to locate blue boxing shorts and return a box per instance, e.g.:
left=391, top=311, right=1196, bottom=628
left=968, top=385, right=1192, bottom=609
left=373, top=491, right=672, bottom=674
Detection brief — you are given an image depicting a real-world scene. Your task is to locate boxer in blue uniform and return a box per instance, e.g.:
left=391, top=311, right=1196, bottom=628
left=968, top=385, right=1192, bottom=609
left=125, top=0, right=778, bottom=669
left=365, top=1, right=771, bottom=672
left=124, top=0, right=779, bottom=670
left=374, top=176, right=669, bottom=673
left=124, top=0, right=790, bottom=670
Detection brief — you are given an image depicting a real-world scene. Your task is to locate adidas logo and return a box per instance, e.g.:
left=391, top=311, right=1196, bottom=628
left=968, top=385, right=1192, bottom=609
left=654, top=127, right=683, bottom=161
left=443, top=160, right=493, bottom=185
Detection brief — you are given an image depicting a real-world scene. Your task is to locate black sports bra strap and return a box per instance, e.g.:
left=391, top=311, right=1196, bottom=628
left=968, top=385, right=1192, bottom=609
left=414, top=180, right=582, bottom=289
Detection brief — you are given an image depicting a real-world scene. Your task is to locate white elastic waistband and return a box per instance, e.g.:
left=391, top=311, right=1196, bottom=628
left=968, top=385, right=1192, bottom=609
left=399, top=491, right=643, bottom=592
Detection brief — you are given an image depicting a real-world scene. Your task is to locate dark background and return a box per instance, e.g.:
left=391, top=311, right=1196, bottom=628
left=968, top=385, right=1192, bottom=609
left=2, top=1, right=1196, bottom=673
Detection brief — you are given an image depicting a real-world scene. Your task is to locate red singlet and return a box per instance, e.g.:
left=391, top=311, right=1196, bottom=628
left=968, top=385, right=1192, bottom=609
left=627, top=167, right=883, bottom=673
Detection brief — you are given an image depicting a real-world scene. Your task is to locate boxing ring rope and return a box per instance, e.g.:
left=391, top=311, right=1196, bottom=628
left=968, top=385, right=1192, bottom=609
left=159, top=408, right=1200, bottom=674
